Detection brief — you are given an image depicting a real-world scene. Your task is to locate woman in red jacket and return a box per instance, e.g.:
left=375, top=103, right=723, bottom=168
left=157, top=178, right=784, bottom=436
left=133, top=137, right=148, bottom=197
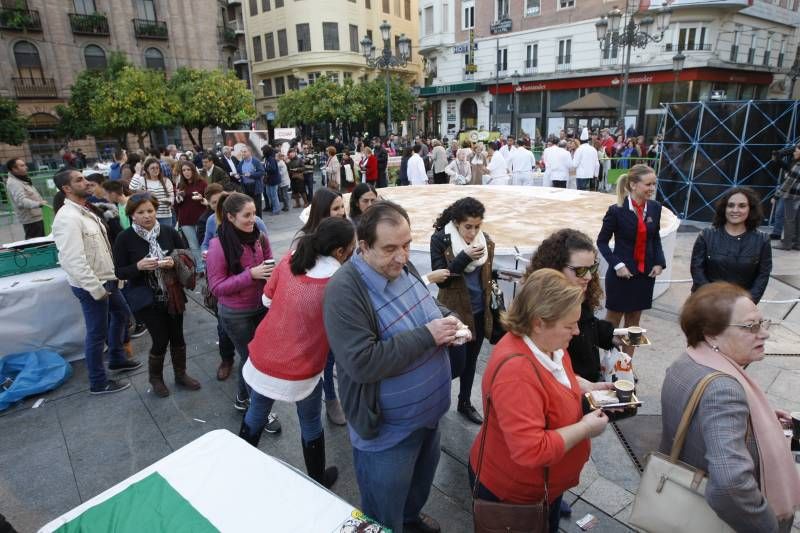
left=359, top=146, right=378, bottom=185
left=174, top=161, right=207, bottom=273
left=238, top=216, right=355, bottom=488
left=468, top=269, right=611, bottom=533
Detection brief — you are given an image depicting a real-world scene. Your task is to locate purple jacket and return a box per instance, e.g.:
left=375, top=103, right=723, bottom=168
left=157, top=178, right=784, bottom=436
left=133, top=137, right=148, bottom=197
left=206, top=235, right=273, bottom=310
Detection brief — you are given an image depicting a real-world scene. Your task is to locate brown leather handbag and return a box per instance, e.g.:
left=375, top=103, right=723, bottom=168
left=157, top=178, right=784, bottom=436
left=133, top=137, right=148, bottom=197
left=472, top=353, right=549, bottom=533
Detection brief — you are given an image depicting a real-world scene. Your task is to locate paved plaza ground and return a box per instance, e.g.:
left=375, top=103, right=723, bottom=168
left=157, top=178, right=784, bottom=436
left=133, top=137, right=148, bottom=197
left=1, top=189, right=799, bottom=532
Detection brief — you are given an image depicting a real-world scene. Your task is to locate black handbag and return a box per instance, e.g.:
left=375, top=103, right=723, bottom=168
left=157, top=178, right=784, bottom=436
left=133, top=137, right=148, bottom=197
left=121, top=282, right=153, bottom=313
left=472, top=353, right=549, bottom=533
left=488, top=279, right=506, bottom=344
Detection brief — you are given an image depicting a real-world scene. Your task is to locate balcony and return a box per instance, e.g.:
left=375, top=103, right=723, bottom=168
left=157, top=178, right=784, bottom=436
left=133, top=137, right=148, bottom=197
left=524, top=60, right=538, bottom=75
left=13, top=77, right=57, bottom=99
left=0, top=8, right=42, bottom=32
left=133, top=18, right=168, bottom=40
left=463, top=72, right=475, bottom=81
left=664, top=43, right=711, bottom=52
left=68, top=12, right=109, bottom=36
left=228, top=19, right=245, bottom=35
left=219, top=25, right=238, bottom=47
left=227, top=0, right=242, bottom=4
left=556, top=55, right=572, bottom=71
left=233, top=50, right=248, bottom=64
left=601, top=56, right=619, bottom=66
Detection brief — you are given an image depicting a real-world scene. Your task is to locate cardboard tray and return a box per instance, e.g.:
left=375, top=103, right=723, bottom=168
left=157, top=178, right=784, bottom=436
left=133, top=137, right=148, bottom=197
left=585, top=390, right=642, bottom=410
left=620, top=334, right=652, bottom=347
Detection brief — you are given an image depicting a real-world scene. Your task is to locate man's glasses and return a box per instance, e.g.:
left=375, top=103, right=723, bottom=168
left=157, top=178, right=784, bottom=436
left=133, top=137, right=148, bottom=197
left=565, top=262, right=599, bottom=278
left=728, top=319, right=775, bottom=334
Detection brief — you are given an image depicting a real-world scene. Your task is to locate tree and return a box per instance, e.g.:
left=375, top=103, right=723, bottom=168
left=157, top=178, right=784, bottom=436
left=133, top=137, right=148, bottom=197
left=169, top=68, right=255, bottom=149
left=0, top=96, right=28, bottom=146
left=89, top=65, right=175, bottom=148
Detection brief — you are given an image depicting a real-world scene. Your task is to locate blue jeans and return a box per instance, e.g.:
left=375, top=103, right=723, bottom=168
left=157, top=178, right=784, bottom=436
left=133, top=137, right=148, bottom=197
left=217, top=320, right=235, bottom=360
left=217, top=304, right=266, bottom=400
left=157, top=216, right=173, bottom=228
left=267, top=184, right=281, bottom=214
left=323, top=351, right=336, bottom=401
left=304, top=173, right=314, bottom=200
left=772, top=197, right=785, bottom=236
left=244, top=379, right=323, bottom=443
left=70, top=281, right=131, bottom=390
left=180, top=224, right=203, bottom=272
left=353, top=425, right=441, bottom=532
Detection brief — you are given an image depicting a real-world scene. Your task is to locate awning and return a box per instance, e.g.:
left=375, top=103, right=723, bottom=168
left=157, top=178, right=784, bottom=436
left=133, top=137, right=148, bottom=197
left=557, top=92, right=621, bottom=111
left=419, top=82, right=483, bottom=97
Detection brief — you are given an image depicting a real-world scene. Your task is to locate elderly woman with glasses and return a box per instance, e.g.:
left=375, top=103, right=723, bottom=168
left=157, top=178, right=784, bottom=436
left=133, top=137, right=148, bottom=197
left=660, top=282, right=800, bottom=532
left=526, top=229, right=618, bottom=382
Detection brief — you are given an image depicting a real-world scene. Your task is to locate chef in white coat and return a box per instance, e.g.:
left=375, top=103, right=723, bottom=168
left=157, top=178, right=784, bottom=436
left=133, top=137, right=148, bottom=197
left=571, top=128, right=600, bottom=191
left=484, top=143, right=509, bottom=185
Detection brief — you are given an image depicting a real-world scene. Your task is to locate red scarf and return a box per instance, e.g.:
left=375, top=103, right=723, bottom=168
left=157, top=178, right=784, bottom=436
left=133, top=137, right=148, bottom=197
left=632, top=199, right=646, bottom=273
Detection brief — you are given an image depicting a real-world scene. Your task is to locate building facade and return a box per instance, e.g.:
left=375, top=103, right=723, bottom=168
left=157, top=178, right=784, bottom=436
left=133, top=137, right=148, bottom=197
left=417, top=0, right=800, bottom=140
left=0, top=0, right=241, bottom=165
left=244, top=0, right=423, bottom=131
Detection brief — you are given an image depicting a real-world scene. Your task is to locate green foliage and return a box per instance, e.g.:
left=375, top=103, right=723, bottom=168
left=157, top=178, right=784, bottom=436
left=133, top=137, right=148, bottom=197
left=0, top=96, right=28, bottom=145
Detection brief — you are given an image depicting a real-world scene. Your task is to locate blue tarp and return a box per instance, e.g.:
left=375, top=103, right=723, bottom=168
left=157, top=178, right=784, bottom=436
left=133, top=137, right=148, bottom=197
left=0, top=350, right=72, bottom=411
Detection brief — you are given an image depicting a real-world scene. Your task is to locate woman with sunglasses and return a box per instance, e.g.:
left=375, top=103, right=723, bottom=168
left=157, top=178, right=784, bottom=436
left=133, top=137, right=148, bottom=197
left=526, top=229, right=617, bottom=382
left=660, top=282, right=799, bottom=532
left=174, top=161, right=207, bottom=274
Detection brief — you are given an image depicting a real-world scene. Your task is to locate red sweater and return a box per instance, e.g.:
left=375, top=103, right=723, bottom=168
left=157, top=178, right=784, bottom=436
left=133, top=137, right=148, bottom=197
left=362, top=155, right=378, bottom=182
left=469, top=334, right=590, bottom=504
left=247, top=255, right=331, bottom=380
left=175, top=179, right=207, bottom=226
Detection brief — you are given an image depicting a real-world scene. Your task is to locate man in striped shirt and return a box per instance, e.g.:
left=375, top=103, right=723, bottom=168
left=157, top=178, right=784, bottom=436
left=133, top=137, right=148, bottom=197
left=324, top=201, right=462, bottom=533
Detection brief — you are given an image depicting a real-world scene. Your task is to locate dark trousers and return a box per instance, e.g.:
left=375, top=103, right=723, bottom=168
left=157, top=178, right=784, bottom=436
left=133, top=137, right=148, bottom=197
left=468, top=465, right=563, bottom=533
left=458, top=311, right=485, bottom=405
left=552, top=181, right=567, bottom=189
left=433, top=171, right=448, bottom=184
left=23, top=220, right=45, bottom=239
left=218, top=319, right=235, bottom=360
left=134, top=302, right=185, bottom=356
left=377, top=170, right=388, bottom=188
left=242, top=182, right=263, bottom=218
left=303, top=173, right=314, bottom=200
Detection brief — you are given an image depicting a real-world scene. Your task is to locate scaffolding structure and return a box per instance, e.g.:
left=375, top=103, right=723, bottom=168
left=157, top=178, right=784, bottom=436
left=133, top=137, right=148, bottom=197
left=657, top=100, right=800, bottom=222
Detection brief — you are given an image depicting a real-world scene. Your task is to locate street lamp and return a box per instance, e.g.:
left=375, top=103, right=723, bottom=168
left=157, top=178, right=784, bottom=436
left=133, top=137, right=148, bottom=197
left=596, top=1, right=672, bottom=130
left=671, top=51, right=686, bottom=102
left=361, top=21, right=411, bottom=136
left=511, top=70, right=521, bottom=136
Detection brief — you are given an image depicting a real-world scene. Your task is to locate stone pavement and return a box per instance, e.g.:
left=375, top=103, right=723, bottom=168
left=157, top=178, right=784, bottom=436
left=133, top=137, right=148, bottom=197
left=1, top=196, right=799, bottom=533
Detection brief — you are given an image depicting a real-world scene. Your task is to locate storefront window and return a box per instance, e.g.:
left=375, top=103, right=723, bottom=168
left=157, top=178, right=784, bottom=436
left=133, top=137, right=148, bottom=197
left=518, top=92, right=542, bottom=114
left=646, top=82, right=690, bottom=109
left=494, top=93, right=512, bottom=123
left=592, top=86, right=639, bottom=111
left=549, top=89, right=579, bottom=111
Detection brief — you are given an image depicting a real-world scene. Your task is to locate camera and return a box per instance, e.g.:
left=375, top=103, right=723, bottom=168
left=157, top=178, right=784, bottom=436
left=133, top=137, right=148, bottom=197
left=773, top=147, right=794, bottom=157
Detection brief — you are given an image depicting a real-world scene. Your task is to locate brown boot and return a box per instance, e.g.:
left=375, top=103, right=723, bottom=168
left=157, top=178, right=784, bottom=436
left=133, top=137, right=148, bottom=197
left=148, top=353, right=169, bottom=397
left=171, top=345, right=201, bottom=390
left=124, top=341, right=134, bottom=360
left=302, top=193, right=310, bottom=207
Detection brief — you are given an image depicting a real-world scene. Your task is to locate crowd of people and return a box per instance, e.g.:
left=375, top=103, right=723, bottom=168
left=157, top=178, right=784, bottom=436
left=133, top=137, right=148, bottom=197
left=3, top=132, right=799, bottom=533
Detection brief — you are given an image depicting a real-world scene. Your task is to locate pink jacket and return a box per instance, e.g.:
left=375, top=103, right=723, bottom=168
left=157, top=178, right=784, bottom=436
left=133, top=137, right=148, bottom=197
left=206, top=235, right=273, bottom=310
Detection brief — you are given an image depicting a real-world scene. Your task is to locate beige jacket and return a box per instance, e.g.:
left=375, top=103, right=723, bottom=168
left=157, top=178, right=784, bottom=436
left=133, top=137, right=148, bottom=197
left=5, top=174, right=43, bottom=224
left=52, top=199, right=116, bottom=300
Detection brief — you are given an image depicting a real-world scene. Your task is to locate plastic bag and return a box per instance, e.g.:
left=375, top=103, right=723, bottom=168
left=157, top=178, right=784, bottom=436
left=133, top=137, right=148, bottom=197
left=0, top=350, right=72, bottom=411
left=599, top=347, right=634, bottom=383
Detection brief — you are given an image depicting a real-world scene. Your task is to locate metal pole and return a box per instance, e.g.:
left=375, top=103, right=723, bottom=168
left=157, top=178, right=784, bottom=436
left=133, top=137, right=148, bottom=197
left=619, top=19, right=633, bottom=131
left=385, top=69, right=392, bottom=135
left=494, top=38, right=499, bottom=131
left=671, top=72, right=678, bottom=102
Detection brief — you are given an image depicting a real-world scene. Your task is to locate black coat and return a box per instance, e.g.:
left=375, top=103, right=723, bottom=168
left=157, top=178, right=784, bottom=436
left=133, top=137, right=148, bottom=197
left=569, top=302, right=615, bottom=382
left=597, top=198, right=666, bottom=274
left=690, top=227, right=772, bottom=303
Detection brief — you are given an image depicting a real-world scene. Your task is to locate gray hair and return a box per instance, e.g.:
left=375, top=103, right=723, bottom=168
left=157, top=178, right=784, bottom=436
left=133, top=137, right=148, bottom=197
left=557, top=140, right=568, bottom=148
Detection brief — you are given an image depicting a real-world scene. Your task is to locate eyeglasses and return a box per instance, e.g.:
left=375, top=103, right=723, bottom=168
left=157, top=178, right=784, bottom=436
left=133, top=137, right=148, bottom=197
left=565, top=261, right=599, bottom=278
left=728, top=319, right=775, bottom=334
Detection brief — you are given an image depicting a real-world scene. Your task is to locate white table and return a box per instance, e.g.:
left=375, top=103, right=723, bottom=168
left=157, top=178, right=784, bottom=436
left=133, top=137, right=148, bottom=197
left=39, top=429, right=371, bottom=533
left=0, top=267, right=86, bottom=359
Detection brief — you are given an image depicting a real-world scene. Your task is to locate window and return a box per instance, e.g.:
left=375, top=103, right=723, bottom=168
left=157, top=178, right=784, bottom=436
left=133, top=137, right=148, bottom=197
left=404, top=0, right=410, bottom=19
left=382, top=0, right=389, bottom=13
left=262, top=0, right=270, bottom=10
left=275, top=0, right=283, bottom=6
left=730, top=29, right=740, bottom=62
left=144, top=47, right=165, bottom=71
left=296, top=23, right=311, bottom=52
left=327, top=71, right=340, bottom=84
left=261, top=78, right=272, bottom=97
left=14, top=41, right=43, bottom=78
left=367, top=29, right=373, bottom=43
left=84, top=44, right=107, bottom=70
left=763, top=33, right=773, bottom=66
left=747, top=34, right=756, bottom=64
left=265, top=32, right=275, bottom=59
left=602, top=35, right=618, bottom=60
left=496, top=0, right=509, bottom=19
left=463, top=1, right=474, bottom=29
left=525, top=0, right=540, bottom=16
left=777, top=37, right=786, bottom=67
left=349, top=24, right=359, bottom=52
left=278, top=29, right=288, bottom=56
left=558, top=0, right=574, bottom=8
left=252, top=35, right=263, bottom=61
left=365, top=0, right=370, bottom=8
left=443, top=2, right=449, bottom=31
left=557, top=38, right=571, bottom=65
left=308, top=71, right=322, bottom=84
left=343, top=71, right=352, bottom=81
left=323, top=22, right=339, bottom=51
left=288, top=75, right=299, bottom=90
left=136, top=0, right=156, bottom=20
left=249, top=0, right=258, bottom=16
left=73, top=0, right=96, bottom=14
left=525, top=43, right=538, bottom=69
left=424, top=6, right=433, bottom=34
left=677, top=26, right=707, bottom=51
left=275, top=76, right=285, bottom=95
left=496, top=47, right=507, bottom=72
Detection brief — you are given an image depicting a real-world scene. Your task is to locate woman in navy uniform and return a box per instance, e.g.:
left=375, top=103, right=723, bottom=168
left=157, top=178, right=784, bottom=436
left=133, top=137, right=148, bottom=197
left=597, top=164, right=666, bottom=354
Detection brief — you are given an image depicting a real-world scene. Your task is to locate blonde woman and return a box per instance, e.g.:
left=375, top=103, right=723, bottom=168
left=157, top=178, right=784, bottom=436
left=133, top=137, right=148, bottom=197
left=444, top=148, right=472, bottom=185
left=324, top=146, right=340, bottom=190
left=470, top=142, right=488, bottom=185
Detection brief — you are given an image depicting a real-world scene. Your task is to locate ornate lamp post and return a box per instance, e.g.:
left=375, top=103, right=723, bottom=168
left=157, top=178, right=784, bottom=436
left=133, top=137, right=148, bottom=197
left=596, top=1, right=672, bottom=130
left=361, top=20, right=411, bottom=136
left=671, top=51, right=686, bottom=102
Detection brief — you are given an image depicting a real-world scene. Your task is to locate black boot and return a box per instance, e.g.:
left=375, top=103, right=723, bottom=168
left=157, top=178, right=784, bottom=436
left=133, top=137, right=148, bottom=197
left=148, top=354, right=169, bottom=397
left=301, top=433, right=338, bottom=488
left=238, top=419, right=261, bottom=448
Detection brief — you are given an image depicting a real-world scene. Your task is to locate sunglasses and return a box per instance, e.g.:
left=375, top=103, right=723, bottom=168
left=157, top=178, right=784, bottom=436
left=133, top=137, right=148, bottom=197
left=565, top=261, right=599, bottom=278
left=728, top=319, right=775, bottom=334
